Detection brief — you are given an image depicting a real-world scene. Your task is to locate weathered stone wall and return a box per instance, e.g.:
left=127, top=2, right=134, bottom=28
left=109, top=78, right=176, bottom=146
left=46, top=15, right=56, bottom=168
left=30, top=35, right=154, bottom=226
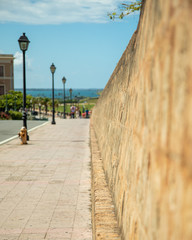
left=91, top=0, right=192, bottom=239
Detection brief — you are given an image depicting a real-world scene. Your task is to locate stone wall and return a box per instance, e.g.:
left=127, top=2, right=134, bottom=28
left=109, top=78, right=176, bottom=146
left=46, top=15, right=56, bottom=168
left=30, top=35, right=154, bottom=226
left=91, top=0, right=192, bottom=239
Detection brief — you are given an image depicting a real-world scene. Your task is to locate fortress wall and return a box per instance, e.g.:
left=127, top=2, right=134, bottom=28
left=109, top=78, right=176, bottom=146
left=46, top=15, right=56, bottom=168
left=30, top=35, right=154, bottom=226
left=91, top=0, right=192, bottom=239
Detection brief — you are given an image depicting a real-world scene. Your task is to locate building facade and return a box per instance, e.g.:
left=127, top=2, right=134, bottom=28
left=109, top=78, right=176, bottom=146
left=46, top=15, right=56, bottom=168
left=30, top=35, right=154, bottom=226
left=0, top=54, right=14, bottom=95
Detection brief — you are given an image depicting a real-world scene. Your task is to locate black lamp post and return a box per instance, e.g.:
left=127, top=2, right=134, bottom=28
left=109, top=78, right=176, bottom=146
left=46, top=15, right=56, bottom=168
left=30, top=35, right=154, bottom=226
left=62, top=77, right=67, bottom=119
left=50, top=63, right=56, bottom=124
left=69, top=88, right=72, bottom=105
left=39, top=103, right=41, bottom=119
left=18, top=33, right=30, bottom=140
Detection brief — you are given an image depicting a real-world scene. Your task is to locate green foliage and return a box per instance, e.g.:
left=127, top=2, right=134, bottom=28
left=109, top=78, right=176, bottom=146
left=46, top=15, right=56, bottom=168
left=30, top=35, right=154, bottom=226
left=108, top=1, right=142, bottom=20
left=9, top=110, right=22, bottom=120
left=0, top=90, right=23, bottom=112
left=0, top=90, right=34, bottom=114
left=26, top=95, right=33, bottom=109
left=0, top=91, right=98, bottom=120
left=79, top=97, right=98, bottom=104
left=40, top=97, right=49, bottom=114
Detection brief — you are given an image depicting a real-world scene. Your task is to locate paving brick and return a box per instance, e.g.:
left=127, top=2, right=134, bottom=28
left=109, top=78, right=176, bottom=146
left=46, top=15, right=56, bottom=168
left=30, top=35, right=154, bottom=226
left=0, top=119, right=92, bottom=240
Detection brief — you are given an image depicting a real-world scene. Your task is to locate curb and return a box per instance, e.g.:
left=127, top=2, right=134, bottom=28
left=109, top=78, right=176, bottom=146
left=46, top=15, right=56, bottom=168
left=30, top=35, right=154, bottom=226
left=0, top=121, right=49, bottom=145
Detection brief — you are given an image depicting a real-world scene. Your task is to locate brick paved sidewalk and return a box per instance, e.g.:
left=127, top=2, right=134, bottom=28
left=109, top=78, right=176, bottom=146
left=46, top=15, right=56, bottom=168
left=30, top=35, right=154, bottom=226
left=0, top=119, right=92, bottom=240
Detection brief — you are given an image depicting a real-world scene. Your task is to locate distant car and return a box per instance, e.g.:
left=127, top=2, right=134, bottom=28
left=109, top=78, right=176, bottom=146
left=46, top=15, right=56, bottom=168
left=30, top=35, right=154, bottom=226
left=31, top=111, right=38, bottom=116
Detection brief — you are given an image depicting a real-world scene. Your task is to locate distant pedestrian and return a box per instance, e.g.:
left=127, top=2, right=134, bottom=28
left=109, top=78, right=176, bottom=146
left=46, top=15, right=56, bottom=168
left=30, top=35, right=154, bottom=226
left=85, top=109, right=89, bottom=118
left=70, top=105, right=76, bottom=119
left=76, top=108, right=79, bottom=118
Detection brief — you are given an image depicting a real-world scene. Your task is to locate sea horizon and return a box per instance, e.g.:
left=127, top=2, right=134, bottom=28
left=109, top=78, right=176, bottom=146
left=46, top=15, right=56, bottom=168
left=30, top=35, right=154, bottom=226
left=15, top=87, right=103, bottom=90
left=15, top=88, right=103, bottom=99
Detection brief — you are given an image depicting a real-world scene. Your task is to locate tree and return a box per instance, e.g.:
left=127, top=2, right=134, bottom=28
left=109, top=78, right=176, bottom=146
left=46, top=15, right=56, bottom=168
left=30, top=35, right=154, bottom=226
left=41, top=97, right=49, bottom=115
left=26, top=95, right=33, bottom=110
left=54, top=99, right=59, bottom=113
left=0, top=90, right=23, bottom=112
left=31, top=97, right=37, bottom=111
left=108, top=1, right=142, bottom=20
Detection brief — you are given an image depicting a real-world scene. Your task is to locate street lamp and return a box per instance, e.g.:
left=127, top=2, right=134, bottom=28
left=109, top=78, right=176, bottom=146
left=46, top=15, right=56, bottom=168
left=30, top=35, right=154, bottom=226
left=69, top=88, right=72, bottom=105
left=39, top=103, right=41, bottom=119
left=50, top=63, right=56, bottom=124
left=62, top=77, right=67, bottom=119
left=18, top=33, right=30, bottom=140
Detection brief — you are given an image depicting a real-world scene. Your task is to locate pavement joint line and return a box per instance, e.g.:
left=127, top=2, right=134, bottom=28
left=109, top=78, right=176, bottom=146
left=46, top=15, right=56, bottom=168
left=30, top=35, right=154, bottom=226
left=0, top=121, right=49, bottom=146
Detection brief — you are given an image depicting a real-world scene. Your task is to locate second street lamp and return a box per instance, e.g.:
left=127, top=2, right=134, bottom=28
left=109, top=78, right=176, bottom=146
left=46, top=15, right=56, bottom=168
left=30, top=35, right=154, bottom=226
left=50, top=63, right=56, bottom=124
left=18, top=32, right=30, bottom=141
left=62, top=77, right=67, bottom=119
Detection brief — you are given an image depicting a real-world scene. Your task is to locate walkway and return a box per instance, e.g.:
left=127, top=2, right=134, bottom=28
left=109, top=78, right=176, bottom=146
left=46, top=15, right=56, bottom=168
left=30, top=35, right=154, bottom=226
left=0, top=118, right=92, bottom=240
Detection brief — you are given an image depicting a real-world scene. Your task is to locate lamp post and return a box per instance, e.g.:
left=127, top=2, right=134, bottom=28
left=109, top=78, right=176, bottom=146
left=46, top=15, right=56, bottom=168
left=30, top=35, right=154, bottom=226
left=39, top=103, right=41, bottom=119
left=50, top=63, right=56, bottom=124
left=69, top=88, right=72, bottom=106
left=18, top=33, right=30, bottom=140
left=62, top=77, right=67, bottom=119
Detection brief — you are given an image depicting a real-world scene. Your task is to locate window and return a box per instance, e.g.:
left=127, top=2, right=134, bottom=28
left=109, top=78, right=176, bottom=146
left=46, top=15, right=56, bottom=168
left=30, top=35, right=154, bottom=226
left=0, top=66, right=4, bottom=77
left=0, top=86, right=4, bottom=95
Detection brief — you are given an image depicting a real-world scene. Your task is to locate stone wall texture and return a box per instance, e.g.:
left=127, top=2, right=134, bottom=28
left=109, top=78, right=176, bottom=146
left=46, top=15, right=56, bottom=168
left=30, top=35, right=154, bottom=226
left=91, top=0, right=192, bottom=239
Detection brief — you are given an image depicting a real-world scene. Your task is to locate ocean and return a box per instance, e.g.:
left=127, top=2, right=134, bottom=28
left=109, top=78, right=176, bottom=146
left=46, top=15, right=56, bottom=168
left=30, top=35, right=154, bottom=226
left=15, top=88, right=103, bottom=99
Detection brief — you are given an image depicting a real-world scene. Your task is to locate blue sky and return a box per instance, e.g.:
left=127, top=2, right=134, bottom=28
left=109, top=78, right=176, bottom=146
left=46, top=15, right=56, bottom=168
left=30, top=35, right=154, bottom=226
left=0, top=0, right=139, bottom=89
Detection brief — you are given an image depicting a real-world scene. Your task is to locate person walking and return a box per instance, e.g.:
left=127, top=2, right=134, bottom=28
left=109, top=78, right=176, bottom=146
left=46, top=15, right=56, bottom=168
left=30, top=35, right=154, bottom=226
left=70, top=105, right=76, bottom=119
left=85, top=109, right=89, bottom=118
left=76, top=108, right=79, bottom=118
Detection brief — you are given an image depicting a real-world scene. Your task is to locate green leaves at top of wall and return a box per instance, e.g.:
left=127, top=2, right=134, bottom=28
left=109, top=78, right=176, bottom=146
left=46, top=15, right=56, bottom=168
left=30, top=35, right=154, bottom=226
left=108, top=1, right=142, bottom=20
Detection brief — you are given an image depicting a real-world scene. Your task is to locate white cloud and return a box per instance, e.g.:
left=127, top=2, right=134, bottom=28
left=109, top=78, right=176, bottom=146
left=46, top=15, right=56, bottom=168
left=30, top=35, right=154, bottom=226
left=14, top=51, right=32, bottom=69
left=14, top=52, right=23, bottom=66
left=0, top=0, right=123, bottom=24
